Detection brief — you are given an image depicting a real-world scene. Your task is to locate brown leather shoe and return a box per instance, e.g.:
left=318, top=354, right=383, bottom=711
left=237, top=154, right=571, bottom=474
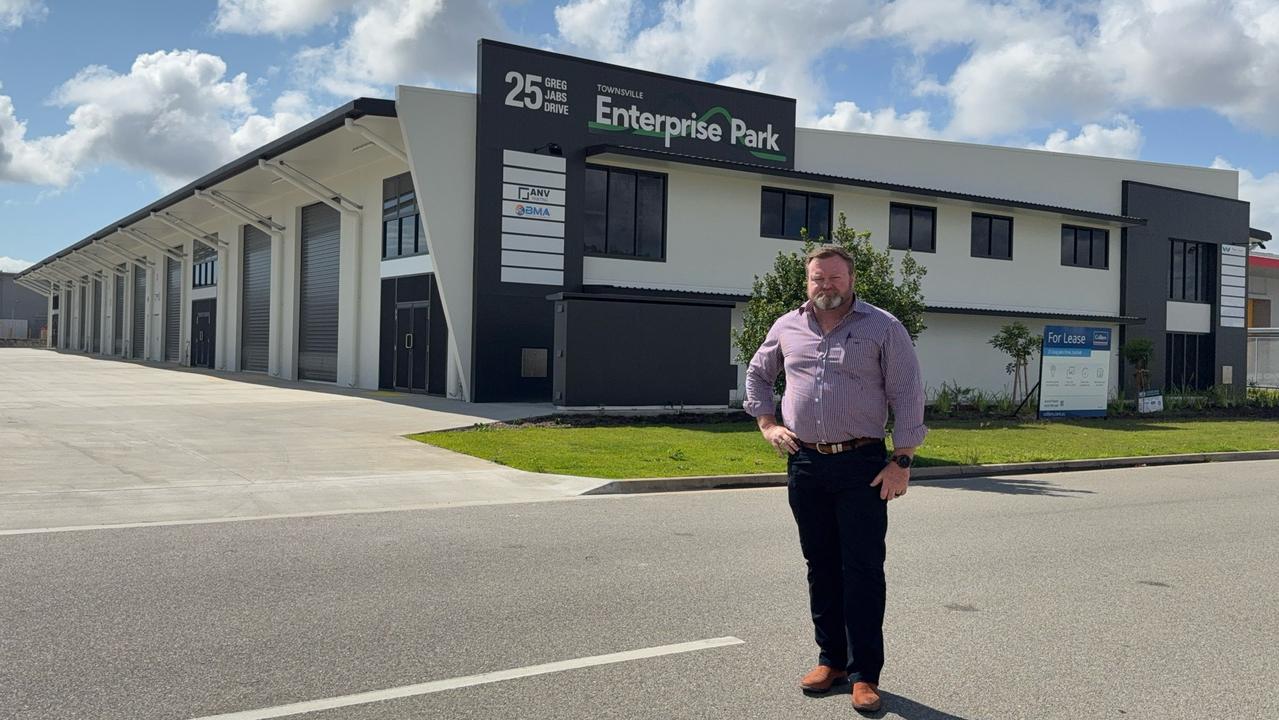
left=800, top=664, right=849, bottom=692
left=852, top=681, right=882, bottom=712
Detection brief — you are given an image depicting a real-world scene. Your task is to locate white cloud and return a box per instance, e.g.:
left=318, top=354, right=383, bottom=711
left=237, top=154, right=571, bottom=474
left=1213, top=156, right=1279, bottom=236
left=809, top=100, right=940, bottom=139
left=1030, top=115, right=1144, bottom=159
left=0, top=256, right=33, bottom=272
left=0, top=0, right=45, bottom=30
left=554, top=0, right=636, bottom=56
left=0, top=51, right=320, bottom=188
left=540, top=0, right=1277, bottom=143
left=213, top=0, right=357, bottom=35
left=897, top=0, right=1279, bottom=138
left=554, top=0, right=879, bottom=121
left=292, top=0, right=508, bottom=97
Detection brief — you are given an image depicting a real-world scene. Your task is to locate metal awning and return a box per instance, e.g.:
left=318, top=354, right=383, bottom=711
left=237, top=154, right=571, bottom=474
left=926, top=304, right=1144, bottom=325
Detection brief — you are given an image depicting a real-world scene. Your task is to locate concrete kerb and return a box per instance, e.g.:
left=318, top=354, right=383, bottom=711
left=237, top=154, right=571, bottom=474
left=582, top=450, right=1279, bottom=495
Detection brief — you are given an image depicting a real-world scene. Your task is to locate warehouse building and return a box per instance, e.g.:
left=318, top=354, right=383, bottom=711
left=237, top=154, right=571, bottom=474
left=14, top=40, right=1267, bottom=406
left=0, top=271, right=48, bottom=340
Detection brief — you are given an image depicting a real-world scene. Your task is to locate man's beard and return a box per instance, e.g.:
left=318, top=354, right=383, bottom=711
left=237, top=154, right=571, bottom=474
left=812, top=292, right=845, bottom=310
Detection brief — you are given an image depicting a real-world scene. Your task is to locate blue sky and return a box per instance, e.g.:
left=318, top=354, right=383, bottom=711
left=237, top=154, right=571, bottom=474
left=3, top=0, right=1278, bottom=271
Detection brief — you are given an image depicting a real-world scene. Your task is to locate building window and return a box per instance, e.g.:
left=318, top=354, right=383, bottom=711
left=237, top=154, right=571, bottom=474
left=889, top=203, right=935, bottom=252
left=971, top=213, right=1012, bottom=260
left=1165, top=332, right=1214, bottom=391
left=584, top=165, right=666, bottom=260
left=760, top=187, right=832, bottom=241
left=1169, top=239, right=1214, bottom=303
left=1061, top=225, right=1109, bottom=269
left=192, top=240, right=217, bottom=288
left=383, top=173, right=426, bottom=259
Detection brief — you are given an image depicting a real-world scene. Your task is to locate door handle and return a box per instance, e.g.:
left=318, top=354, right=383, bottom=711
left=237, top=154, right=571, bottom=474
left=404, top=333, right=413, bottom=349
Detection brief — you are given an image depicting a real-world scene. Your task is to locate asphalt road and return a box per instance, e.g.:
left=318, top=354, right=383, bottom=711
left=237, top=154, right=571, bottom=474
left=3, top=461, right=1278, bottom=720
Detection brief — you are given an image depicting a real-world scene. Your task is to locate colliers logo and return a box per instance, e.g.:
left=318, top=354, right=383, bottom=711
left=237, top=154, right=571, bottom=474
left=589, top=95, right=786, bottom=162
left=514, top=203, right=552, bottom=218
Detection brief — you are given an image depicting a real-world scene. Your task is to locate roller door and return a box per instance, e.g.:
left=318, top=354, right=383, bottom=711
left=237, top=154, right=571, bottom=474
left=131, top=265, right=145, bottom=358
left=113, top=271, right=125, bottom=355
left=77, top=283, right=85, bottom=350
left=298, top=203, right=340, bottom=382
left=164, top=256, right=180, bottom=362
left=91, top=278, right=102, bottom=353
left=240, top=226, right=271, bottom=372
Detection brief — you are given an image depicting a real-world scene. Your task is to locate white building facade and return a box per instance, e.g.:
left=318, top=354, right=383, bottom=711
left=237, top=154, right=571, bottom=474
left=15, top=41, right=1264, bottom=407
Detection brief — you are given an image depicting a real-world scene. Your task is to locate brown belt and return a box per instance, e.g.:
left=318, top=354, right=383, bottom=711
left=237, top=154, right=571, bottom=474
left=800, top=438, right=881, bottom=455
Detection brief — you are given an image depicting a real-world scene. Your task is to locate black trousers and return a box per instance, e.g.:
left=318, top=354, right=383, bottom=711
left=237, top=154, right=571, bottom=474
left=787, top=442, right=889, bottom=684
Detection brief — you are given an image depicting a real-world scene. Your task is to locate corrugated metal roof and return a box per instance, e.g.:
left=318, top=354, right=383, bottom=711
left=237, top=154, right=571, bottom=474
left=17, top=98, right=396, bottom=280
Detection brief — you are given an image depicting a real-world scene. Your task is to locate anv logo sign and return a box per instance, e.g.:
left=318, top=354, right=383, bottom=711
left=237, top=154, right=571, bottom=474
left=518, top=186, right=554, bottom=201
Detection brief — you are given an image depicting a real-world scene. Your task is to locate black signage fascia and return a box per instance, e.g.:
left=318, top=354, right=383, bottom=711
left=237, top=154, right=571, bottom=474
left=471, top=39, right=797, bottom=402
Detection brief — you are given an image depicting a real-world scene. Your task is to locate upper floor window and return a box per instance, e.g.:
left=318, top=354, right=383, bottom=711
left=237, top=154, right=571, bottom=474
left=192, top=240, right=217, bottom=288
left=584, top=165, right=666, bottom=260
left=383, top=173, right=426, bottom=259
left=971, top=213, right=1012, bottom=260
left=1061, top=225, right=1108, bottom=269
left=760, top=187, right=832, bottom=241
left=889, top=203, right=935, bottom=252
left=1169, top=239, right=1214, bottom=303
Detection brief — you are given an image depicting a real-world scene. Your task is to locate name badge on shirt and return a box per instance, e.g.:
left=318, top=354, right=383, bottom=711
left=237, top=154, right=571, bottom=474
left=827, top=344, right=845, bottom=363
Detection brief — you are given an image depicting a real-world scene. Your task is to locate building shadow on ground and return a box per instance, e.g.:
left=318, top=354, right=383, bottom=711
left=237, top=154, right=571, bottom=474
left=915, top=475, right=1096, bottom=497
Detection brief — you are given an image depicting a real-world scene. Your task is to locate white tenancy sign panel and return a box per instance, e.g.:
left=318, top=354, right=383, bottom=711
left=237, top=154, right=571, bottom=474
left=499, top=149, right=565, bottom=286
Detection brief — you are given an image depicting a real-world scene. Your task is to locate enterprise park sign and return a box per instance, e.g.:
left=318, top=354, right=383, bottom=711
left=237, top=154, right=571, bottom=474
left=481, top=40, right=796, bottom=167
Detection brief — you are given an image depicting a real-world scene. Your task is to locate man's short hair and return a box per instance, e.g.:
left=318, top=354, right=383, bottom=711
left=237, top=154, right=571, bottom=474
left=806, top=245, right=856, bottom=277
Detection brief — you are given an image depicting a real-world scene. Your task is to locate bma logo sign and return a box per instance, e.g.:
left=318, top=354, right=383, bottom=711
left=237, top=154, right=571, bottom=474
left=514, top=203, right=552, bottom=218
left=517, top=186, right=553, bottom=201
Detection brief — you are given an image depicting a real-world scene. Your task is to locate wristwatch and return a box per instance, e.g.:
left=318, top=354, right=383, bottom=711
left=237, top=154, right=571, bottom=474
left=889, top=454, right=913, bottom=469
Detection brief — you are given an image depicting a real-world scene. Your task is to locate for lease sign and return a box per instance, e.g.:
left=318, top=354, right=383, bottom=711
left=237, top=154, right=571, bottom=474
left=1038, top=325, right=1112, bottom=418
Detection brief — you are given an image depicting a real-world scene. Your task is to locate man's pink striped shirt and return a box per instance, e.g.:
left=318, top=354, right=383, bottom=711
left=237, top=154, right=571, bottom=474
left=743, top=298, right=928, bottom=449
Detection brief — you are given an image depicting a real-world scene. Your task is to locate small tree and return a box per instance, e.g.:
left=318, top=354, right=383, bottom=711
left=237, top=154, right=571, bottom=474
left=732, top=212, right=928, bottom=398
left=1121, top=338, right=1155, bottom=394
left=989, top=322, right=1041, bottom=404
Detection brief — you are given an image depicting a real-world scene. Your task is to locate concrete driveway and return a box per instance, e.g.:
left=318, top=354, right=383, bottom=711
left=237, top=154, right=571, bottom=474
left=0, top=349, right=603, bottom=532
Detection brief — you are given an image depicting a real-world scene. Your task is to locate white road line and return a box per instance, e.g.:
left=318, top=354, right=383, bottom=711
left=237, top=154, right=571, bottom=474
left=0, top=493, right=619, bottom=537
left=185, top=636, right=745, bottom=720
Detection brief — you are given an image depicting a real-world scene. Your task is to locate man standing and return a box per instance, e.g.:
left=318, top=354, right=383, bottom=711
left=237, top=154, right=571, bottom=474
left=744, top=245, right=927, bottom=713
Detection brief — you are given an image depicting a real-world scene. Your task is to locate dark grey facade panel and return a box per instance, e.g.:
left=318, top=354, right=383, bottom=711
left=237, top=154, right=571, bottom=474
left=240, top=225, right=271, bottom=372
left=113, top=272, right=124, bottom=354
left=1121, top=181, right=1250, bottom=395
left=551, top=294, right=735, bottom=406
left=91, top=278, right=102, bottom=353
left=131, top=265, right=146, bottom=359
left=472, top=40, right=796, bottom=401
left=164, top=256, right=181, bottom=363
left=298, top=203, right=340, bottom=382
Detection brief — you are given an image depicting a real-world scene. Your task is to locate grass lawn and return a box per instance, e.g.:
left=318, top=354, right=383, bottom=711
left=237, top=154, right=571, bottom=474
left=409, top=418, right=1279, bottom=479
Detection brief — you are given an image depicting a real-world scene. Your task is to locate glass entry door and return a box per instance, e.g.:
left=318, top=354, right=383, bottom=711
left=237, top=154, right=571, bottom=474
left=394, top=301, right=430, bottom=392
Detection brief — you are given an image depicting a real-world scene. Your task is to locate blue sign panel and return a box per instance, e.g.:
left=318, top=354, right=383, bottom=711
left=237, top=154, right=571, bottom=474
left=1038, top=325, right=1113, bottom=418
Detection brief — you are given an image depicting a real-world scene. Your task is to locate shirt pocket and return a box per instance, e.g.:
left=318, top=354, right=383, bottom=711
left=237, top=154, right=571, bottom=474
left=839, top=337, right=881, bottom=380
